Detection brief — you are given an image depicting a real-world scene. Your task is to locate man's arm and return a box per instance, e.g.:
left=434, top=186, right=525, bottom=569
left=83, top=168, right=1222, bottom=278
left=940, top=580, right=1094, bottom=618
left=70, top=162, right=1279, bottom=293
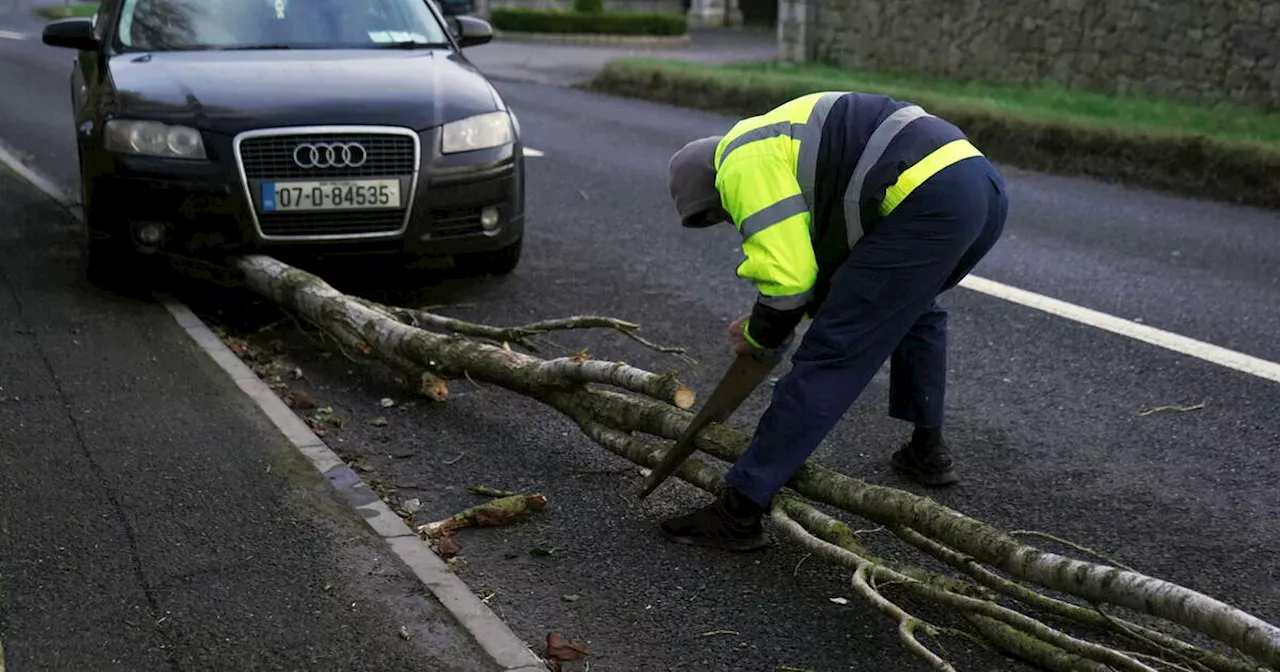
left=715, top=153, right=817, bottom=350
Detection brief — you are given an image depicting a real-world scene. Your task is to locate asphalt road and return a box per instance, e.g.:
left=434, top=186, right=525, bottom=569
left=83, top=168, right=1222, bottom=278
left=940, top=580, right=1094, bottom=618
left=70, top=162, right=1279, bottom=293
left=0, top=169, right=503, bottom=670
left=2, top=17, right=1279, bottom=672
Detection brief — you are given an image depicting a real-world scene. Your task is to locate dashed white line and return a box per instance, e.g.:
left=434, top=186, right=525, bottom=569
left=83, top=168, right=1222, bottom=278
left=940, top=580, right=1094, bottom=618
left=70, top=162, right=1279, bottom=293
left=0, top=30, right=27, bottom=40
left=523, top=147, right=545, bottom=157
left=960, top=274, right=1280, bottom=385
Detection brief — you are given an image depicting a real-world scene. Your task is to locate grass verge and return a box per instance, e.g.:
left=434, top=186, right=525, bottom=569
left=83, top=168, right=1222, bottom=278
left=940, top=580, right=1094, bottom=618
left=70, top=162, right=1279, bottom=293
left=34, top=2, right=98, bottom=19
left=489, top=8, right=686, bottom=36
left=587, top=59, right=1280, bottom=210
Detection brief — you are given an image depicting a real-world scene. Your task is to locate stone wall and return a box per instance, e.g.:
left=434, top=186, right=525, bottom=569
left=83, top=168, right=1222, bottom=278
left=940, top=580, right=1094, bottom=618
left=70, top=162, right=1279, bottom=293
left=787, top=0, right=1280, bottom=109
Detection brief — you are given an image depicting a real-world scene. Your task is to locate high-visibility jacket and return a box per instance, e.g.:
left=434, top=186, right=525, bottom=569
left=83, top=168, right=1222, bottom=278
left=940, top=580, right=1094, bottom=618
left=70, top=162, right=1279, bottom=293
left=715, top=91, right=985, bottom=350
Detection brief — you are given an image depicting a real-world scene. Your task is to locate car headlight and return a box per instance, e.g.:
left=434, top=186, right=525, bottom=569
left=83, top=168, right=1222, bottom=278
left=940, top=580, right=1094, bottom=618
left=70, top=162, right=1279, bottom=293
left=441, top=111, right=513, bottom=154
left=105, top=120, right=207, bottom=159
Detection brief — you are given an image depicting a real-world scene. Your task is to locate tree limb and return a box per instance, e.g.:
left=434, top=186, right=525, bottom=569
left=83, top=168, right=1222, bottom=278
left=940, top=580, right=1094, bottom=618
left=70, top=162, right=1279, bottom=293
left=888, top=526, right=1256, bottom=672
left=218, top=253, right=1280, bottom=671
left=774, top=500, right=1161, bottom=672
left=383, top=305, right=695, bottom=363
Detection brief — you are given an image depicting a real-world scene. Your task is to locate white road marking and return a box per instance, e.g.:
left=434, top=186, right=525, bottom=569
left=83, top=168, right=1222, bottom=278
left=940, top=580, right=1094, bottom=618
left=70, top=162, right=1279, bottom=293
left=961, top=274, right=1280, bottom=385
left=0, top=143, right=79, bottom=218
left=523, top=147, right=545, bottom=157
left=0, top=30, right=29, bottom=40
left=0, top=143, right=1276, bottom=386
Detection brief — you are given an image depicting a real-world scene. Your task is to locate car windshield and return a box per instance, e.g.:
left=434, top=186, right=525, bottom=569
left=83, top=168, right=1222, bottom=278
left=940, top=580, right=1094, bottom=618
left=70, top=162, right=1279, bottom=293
left=115, top=0, right=452, bottom=51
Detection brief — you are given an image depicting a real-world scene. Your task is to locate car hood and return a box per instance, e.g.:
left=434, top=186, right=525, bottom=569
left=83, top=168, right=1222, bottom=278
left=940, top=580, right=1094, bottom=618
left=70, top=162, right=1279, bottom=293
left=106, top=49, right=502, bottom=133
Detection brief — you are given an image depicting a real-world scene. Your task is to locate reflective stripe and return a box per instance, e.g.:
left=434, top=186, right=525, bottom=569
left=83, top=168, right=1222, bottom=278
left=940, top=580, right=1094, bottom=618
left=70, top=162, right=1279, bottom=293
left=757, top=290, right=813, bottom=311
left=842, top=105, right=932, bottom=249
left=880, top=139, right=984, bottom=216
left=718, top=121, right=802, bottom=167
left=795, top=92, right=843, bottom=218
left=739, top=194, right=808, bottom=240
left=741, top=322, right=765, bottom=349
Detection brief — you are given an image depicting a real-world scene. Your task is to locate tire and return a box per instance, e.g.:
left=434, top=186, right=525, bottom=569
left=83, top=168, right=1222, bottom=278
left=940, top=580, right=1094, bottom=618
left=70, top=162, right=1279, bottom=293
left=454, top=237, right=522, bottom=277
left=84, top=231, right=142, bottom=290
left=81, top=184, right=146, bottom=292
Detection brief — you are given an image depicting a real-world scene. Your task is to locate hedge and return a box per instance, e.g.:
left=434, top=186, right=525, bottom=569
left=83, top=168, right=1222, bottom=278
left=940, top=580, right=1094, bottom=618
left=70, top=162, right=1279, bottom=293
left=585, top=60, right=1280, bottom=210
left=489, top=8, right=687, bottom=35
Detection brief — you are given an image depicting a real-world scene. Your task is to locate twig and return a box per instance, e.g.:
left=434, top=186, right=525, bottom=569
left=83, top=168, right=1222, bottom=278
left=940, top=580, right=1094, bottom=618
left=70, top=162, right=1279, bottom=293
left=384, top=306, right=697, bottom=364
left=852, top=561, right=955, bottom=672
left=1136, top=403, right=1206, bottom=417
left=695, top=630, right=739, bottom=638
left=1122, top=650, right=1204, bottom=672
left=1096, top=606, right=1215, bottom=672
left=1008, top=530, right=1137, bottom=572
left=571, top=468, right=632, bottom=478
left=444, top=452, right=466, bottom=465
left=794, top=553, right=812, bottom=576
left=416, top=302, right=477, bottom=312
left=770, top=509, right=954, bottom=671
left=252, top=316, right=291, bottom=335
left=470, top=485, right=518, bottom=498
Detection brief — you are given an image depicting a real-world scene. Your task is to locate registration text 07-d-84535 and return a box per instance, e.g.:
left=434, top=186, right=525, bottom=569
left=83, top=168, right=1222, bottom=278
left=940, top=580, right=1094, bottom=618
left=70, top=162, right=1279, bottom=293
left=260, top=179, right=401, bottom=212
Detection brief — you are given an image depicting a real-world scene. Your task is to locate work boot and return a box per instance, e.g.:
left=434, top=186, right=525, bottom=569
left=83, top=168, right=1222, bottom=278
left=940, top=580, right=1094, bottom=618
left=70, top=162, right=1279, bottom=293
left=891, top=430, right=959, bottom=487
left=658, top=487, right=769, bottom=552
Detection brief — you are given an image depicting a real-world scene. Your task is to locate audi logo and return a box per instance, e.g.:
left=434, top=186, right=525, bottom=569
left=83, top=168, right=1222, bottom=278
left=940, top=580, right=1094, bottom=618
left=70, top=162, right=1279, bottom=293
left=293, top=142, right=368, bottom=169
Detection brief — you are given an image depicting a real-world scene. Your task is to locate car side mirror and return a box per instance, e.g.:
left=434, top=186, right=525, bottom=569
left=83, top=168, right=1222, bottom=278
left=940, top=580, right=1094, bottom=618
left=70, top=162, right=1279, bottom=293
left=452, top=15, right=493, bottom=47
left=42, top=17, right=99, bottom=51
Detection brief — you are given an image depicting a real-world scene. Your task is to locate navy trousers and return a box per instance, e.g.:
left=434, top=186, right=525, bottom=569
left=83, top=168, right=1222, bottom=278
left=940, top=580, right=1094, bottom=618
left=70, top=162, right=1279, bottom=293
left=723, top=155, right=1009, bottom=507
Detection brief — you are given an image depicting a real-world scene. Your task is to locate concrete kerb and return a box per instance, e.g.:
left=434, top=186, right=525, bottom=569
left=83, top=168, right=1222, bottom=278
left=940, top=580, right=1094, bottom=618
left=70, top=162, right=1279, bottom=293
left=0, top=149, right=548, bottom=672
left=158, top=297, right=549, bottom=671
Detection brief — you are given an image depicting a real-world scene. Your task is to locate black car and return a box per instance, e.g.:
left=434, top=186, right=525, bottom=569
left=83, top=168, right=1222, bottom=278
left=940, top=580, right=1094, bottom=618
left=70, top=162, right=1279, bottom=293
left=41, top=0, right=525, bottom=285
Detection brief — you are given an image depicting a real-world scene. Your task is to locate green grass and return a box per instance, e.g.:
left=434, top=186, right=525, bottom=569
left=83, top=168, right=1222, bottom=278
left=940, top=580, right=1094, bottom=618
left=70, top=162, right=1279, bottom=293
left=615, top=59, right=1280, bottom=150
left=34, top=2, right=99, bottom=19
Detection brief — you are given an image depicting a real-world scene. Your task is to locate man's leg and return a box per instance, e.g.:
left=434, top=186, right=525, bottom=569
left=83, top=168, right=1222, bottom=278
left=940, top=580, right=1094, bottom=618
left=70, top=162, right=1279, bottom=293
left=887, top=302, right=956, bottom=484
left=658, top=161, right=995, bottom=551
left=889, top=160, right=1009, bottom=485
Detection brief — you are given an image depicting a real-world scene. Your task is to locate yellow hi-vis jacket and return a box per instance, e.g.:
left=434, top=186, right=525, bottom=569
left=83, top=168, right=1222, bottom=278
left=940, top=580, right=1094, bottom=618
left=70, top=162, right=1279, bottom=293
left=713, top=91, right=983, bottom=350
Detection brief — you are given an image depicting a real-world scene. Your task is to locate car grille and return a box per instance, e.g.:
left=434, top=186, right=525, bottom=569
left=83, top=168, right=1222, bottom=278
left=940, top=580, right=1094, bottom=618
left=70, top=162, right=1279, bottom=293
left=238, top=133, right=416, bottom=180
left=256, top=211, right=405, bottom=237
left=236, top=129, right=418, bottom=239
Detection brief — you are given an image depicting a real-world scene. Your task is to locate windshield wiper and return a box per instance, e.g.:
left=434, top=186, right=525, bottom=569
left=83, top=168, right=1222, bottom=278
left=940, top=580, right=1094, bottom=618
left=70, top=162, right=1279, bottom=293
left=212, top=43, right=296, bottom=50
left=373, top=40, right=451, bottom=49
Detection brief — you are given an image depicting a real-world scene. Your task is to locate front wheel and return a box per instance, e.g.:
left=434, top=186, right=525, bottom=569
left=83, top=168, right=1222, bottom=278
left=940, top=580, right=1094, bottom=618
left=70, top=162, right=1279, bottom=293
left=453, top=237, right=522, bottom=277
left=81, top=198, right=146, bottom=292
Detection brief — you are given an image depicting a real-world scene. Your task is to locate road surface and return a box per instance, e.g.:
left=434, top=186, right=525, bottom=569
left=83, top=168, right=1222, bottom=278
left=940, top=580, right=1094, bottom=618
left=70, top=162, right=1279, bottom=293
left=2, top=15, right=1278, bottom=671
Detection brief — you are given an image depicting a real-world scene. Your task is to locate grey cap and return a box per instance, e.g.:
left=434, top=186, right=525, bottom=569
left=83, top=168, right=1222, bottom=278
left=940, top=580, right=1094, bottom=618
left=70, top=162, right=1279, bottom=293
left=667, top=135, right=724, bottom=228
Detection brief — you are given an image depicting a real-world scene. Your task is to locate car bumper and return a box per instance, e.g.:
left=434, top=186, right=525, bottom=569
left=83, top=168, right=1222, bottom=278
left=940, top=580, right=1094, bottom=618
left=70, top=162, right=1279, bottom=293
left=88, top=124, right=525, bottom=259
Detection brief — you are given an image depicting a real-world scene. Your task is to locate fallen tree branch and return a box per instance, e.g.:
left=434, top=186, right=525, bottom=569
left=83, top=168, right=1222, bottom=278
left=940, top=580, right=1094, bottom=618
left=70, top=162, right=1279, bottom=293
left=215, top=253, right=1280, bottom=671
left=417, top=493, right=549, bottom=538
left=774, top=501, right=1160, bottom=672
left=383, top=304, right=695, bottom=363
left=888, top=526, right=1253, bottom=672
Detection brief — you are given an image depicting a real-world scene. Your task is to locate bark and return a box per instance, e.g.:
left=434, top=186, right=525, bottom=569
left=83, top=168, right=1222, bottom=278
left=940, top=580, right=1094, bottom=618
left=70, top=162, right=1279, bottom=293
left=224, top=253, right=1280, bottom=671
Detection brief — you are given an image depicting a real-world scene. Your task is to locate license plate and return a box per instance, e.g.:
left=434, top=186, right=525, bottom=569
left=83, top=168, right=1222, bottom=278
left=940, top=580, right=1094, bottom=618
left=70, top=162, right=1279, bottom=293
left=260, top=179, right=401, bottom=212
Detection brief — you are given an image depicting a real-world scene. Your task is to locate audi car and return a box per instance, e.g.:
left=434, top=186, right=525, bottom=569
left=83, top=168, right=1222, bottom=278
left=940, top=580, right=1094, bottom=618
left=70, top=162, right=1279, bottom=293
left=41, top=0, right=525, bottom=286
